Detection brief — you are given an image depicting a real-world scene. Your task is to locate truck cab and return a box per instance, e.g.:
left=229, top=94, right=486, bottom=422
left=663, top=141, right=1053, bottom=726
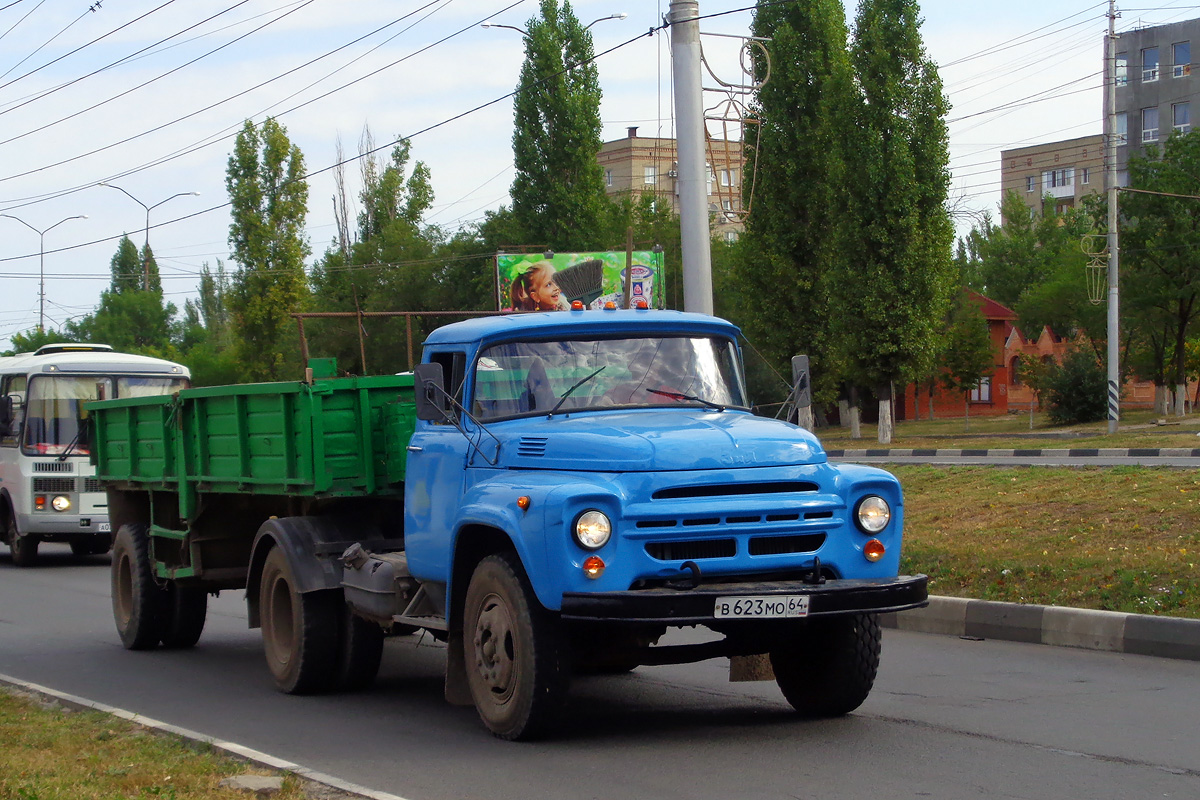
left=403, top=309, right=925, bottom=737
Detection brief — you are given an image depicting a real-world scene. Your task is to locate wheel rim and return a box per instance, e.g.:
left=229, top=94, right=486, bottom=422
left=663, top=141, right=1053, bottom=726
left=473, top=591, right=517, bottom=703
left=114, top=551, right=134, bottom=627
left=265, top=573, right=295, bottom=669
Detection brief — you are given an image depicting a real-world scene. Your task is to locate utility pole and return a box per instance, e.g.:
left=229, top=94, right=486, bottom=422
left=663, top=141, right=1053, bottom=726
left=670, top=0, right=713, bottom=315
left=0, top=213, right=87, bottom=334
left=1104, top=0, right=1121, bottom=432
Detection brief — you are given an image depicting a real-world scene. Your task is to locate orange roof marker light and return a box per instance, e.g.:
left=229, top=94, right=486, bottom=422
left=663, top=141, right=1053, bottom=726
left=604, top=301, right=617, bottom=310
left=571, top=300, right=585, bottom=310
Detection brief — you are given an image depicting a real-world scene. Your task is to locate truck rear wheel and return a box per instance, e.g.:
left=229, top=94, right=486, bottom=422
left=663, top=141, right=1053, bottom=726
left=463, top=553, right=568, bottom=740
left=111, top=523, right=167, bottom=650
left=160, top=584, right=208, bottom=649
left=260, top=547, right=338, bottom=694
left=769, top=612, right=881, bottom=717
left=335, top=607, right=384, bottom=692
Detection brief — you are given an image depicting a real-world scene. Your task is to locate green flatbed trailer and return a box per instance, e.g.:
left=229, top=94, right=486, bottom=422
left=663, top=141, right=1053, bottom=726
left=88, top=373, right=416, bottom=659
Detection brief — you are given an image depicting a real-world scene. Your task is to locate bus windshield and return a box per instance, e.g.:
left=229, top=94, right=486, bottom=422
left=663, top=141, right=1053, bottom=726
left=472, top=335, right=748, bottom=420
left=21, top=374, right=187, bottom=456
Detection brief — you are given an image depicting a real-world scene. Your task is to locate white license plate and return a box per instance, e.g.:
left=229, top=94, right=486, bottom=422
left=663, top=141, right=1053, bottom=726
left=714, top=595, right=810, bottom=619
left=98, top=522, right=111, bottom=533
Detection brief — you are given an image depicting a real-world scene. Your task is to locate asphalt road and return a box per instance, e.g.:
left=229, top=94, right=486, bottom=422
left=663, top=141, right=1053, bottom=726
left=2, top=545, right=1198, bottom=800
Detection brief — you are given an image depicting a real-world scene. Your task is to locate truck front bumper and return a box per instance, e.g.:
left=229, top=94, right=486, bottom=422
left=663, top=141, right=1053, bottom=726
left=561, top=574, right=928, bottom=624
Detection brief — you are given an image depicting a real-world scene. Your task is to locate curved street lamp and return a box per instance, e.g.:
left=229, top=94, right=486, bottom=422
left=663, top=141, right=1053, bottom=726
left=99, top=182, right=200, bottom=290
left=0, top=213, right=88, bottom=334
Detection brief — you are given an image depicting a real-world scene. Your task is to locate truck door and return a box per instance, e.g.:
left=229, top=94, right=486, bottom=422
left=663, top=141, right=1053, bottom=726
left=404, top=350, right=471, bottom=582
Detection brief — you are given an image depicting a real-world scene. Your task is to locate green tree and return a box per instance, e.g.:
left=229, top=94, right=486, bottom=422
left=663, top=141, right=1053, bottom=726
left=64, top=235, right=175, bottom=355
left=225, top=117, right=310, bottom=382
left=839, top=0, right=955, bottom=443
left=735, top=0, right=855, bottom=413
left=509, top=0, right=607, bottom=250
left=4, top=328, right=71, bottom=355
left=940, top=291, right=995, bottom=430
left=1120, top=132, right=1200, bottom=415
left=178, top=261, right=240, bottom=386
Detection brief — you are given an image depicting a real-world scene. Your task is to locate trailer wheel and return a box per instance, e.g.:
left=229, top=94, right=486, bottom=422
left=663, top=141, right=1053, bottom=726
left=160, top=584, right=208, bottom=649
left=111, top=523, right=167, bottom=650
left=335, top=607, right=384, bottom=691
left=463, top=553, right=568, bottom=740
left=10, top=533, right=38, bottom=567
left=259, top=546, right=338, bottom=694
left=769, top=612, right=881, bottom=717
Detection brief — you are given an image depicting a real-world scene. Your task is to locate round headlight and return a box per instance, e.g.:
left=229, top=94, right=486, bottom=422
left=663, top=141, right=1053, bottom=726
left=854, top=495, right=890, bottom=534
left=574, top=510, right=611, bottom=550
left=51, top=495, right=72, bottom=512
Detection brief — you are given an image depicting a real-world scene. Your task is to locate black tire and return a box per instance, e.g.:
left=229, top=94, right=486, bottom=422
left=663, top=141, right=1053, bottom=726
left=70, top=538, right=111, bottom=557
left=463, top=553, right=568, bottom=740
left=769, top=612, right=881, bottom=717
left=111, top=523, right=167, bottom=650
left=335, top=606, right=384, bottom=692
left=160, top=584, right=208, bottom=649
left=10, top=533, right=38, bottom=567
left=259, top=546, right=339, bottom=694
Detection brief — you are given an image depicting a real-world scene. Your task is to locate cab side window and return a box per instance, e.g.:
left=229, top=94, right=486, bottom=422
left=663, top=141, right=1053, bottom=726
left=428, top=350, right=466, bottom=424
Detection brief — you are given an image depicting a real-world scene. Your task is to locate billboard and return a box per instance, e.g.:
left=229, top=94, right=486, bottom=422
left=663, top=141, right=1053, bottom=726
left=496, top=250, right=664, bottom=312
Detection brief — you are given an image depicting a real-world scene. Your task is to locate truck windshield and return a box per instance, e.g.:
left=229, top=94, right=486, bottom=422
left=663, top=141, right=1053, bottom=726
left=22, top=374, right=188, bottom=456
left=473, top=336, right=748, bottom=420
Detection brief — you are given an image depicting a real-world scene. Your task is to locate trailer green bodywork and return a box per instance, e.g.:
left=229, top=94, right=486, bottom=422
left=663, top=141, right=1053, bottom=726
left=88, top=374, right=416, bottom=583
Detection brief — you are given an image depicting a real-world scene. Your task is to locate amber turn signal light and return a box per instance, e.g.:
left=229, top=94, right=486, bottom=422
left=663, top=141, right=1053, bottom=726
left=583, top=555, right=605, bottom=579
left=864, top=539, right=886, bottom=562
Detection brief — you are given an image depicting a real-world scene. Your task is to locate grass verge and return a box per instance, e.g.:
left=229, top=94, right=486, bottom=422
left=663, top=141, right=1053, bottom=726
left=892, top=465, right=1199, bottom=617
left=0, top=689, right=309, bottom=800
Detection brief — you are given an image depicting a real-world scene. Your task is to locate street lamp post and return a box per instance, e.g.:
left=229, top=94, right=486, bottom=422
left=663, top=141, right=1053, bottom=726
left=481, top=11, right=626, bottom=36
left=0, top=213, right=88, bottom=334
left=99, top=183, right=200, bottom=290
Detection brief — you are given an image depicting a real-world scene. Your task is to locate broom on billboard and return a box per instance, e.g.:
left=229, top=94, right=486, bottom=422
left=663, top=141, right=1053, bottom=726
left=496, top=251, right=664, bottom=311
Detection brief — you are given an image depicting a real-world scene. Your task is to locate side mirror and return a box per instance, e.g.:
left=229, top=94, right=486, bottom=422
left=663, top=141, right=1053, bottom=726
left=0, top=396, right=12, bottom=437
left=413, top=363, right=449, bottom=421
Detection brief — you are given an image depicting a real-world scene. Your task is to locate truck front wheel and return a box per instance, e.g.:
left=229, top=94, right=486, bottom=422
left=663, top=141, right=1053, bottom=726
left=769, top=612, right=881, bottom=717
left=463, top=553, right=568, bottom=740
left=259, top=547, right=338, bottom=694
left=111, top=523, right=166, bottom=649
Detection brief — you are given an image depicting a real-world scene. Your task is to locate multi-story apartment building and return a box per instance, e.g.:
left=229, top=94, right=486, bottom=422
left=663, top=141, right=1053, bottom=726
left=1000, top=134, right=1105, bottom=221
left=1000, top=17, right=1199, bottom=221
left=597, top=127, right=745, bottom=241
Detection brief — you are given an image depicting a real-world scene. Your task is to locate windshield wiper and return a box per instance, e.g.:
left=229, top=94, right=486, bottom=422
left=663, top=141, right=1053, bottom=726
left=647, top=388, right=725, bottom=411
left=549, top=366, right=606, bottom=416
left=58, top=417, right=90, bottom=461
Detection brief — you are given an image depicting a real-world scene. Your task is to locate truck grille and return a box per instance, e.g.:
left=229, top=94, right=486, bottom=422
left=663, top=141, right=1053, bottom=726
left=748, top=533, right=826, bottom=556
left=645, top=539, right=736, bottom=561
left=652, top=481, right=818, bottom=500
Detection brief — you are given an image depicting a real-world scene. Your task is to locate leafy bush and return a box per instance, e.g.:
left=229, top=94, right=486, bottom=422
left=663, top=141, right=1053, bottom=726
left=1044, top=348, right=1108, bottom=424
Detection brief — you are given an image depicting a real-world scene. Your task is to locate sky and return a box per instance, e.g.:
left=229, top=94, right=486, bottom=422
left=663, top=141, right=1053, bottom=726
left=0, top=0, right=1193, bottom=351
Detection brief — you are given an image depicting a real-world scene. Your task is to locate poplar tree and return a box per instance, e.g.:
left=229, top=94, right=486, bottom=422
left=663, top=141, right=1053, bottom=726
left=737, top=0, right=856, bottom=409
left=509, top=0, right=606, bottom=250
left=840, top=0, right=955, bottom=442
left=225, top=118, right=310, bottom=381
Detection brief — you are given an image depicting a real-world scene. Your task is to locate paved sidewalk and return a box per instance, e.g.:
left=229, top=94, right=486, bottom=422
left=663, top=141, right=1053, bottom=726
left=883, top=596, right=1200, bottom=661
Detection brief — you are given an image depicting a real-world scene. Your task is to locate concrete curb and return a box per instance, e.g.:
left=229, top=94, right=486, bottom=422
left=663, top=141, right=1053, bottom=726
left=828, top=447, right=1200, bottom=458
left=881, top=596, right=1200, bottom=661
left=0, top=674, right=409, bottom=800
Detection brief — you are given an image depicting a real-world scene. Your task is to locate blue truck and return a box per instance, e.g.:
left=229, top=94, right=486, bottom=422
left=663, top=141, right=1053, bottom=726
left=89, top=308, right=927, bottom=740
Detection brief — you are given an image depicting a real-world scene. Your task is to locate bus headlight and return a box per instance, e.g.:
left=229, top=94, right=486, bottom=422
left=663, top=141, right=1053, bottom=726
left=573, top=510, right=611, bottom=550
left=51, top=495, right=72, bottom=512
left=854, top=495, right=890, bottom=534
